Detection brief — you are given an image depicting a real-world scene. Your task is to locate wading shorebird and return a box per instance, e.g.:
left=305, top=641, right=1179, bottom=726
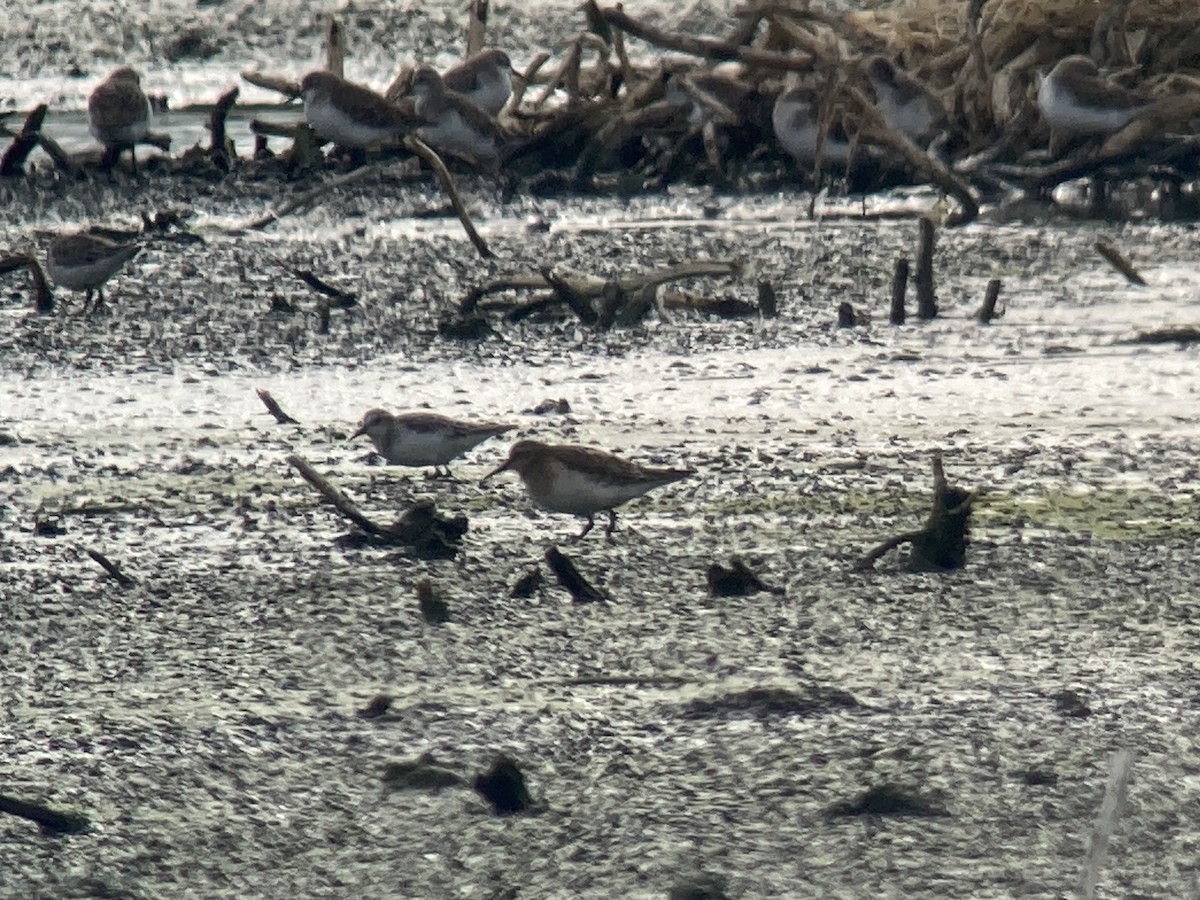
left=88, top=66, right=152, bottom=174
left=299, top=70, right=427, bottom=148
left=441, top=48, right=517, bottom=117
left=481, top=439, right=693, bottom=540
left=351, top=408, right=514, bottom=478
left=46, top=230, right=142, bottom=313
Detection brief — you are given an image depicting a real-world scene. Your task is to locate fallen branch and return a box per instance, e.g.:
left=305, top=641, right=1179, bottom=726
left=976, top=277, right=1003, bottom=323
left=240, top=71, right=301, bottom=99
left=85, top=548, right=137, bottom=588
left=207, top=85, right=239, bottom=172
left=853, top=455, right=973, bottom=572
left=0, top=252, right=53, bottom=314
left=256, top=388, right=299, bottom=424
left=402, top=135, right=493, bottom=259
left=0, top=794, right=89, bottom=836
left=246, top=164, right=378, bottom=230
left=287, top=455, right=468, bottom=558
left=546, top=547, right=608, bottom=602
left=0, top=104, right=48, bottom=177
left=294, top=269, right=358, bottom=307
left=1094, top=240, right=1146, bottom=286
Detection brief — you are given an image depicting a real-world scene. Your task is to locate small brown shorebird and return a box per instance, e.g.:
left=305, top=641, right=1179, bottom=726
left=409, top=65, right=508, bottom=172
left=300, top=70, right=426, bottom=148
left=1037, top=56, right=1152, bottom=141
left=88, top=66, right=152, bottom=174
left=664, top=69, right=753, bottom=128
left=441, top=48, right=516, bottom=117
left=481, top=439, right=693, bottom=540
left=772, top=87, right=854, bottom=165
left=46, top=231, right=142, bottom=313
left=351, top=408, right=514, bottom=477
left=864, top=56, right=945, bottom=142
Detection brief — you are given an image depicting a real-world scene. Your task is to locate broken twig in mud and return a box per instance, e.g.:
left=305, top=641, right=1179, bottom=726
left=0, top=794, right=89, bottom=836
left=246, top=165, right=378, bottom=230
left=915, top=217, right=938, bottom=320
left=0, top=252, right=53, bottom=314
left=467, top=0, right=489, bottom=58
left=890, top=257, right=909, bottom=325
left=546, top=547, right=608, bottom=602
left=976, top=278, right=1003, bottom=323
left=287, top=455, right=467, bottom=558
left=86, top=548, right=137, bottom=588
left=853, top=455, right=973, bottom=572
left=294, top=270, right=357, bottom=307
left=0, top=104, right=48, bottom=177
left=1094, top=240, right=1146, bottom=286
left=325, top=18, right=345, bottom=79
left=207, top=86, right=239, bottom=172
left=402, top=135, right=493, bottom=260
left=255, top=388, right=299, bottom=424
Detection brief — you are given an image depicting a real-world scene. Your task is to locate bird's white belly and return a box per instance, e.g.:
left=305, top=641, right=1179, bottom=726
left=525, top=465, right=648, bottom=515
left=1038, top=79, right=1140, bottom=135
left=380, top=431, right=474, bottom=467
left=773, top=110, right=852, bottom=163
left=90, top=116, right=150, bottom=145
left=420, top=111, right=495, bottom=159
left=306, top=101, right=394, bottom=147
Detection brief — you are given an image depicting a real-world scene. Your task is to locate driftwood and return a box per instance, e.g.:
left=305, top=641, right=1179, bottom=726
left=255, top=388, right=299, bottom=424
left=416, top=577, right=451, bottom=624
left=464, top=259, right=745, bottom=328
left=546, top=547, right=608, bottom=603
left=325, top=18, right=345, bottom=79
left=287, top=455, right=467, bottom=558
left=402, top=135, right=493, bottom=260
left=0, top=252, right=53, bottom=314
left=661, top=289, right=758, bottom=318
left=294, top=269, right=357, bottom=307
left=853, top=456, right=973, bottom=572
left=0, top=794, right=89, bottom=835
left=207, top=86, right=239, bottom=172
left=1094, top=241, right=1146, bottom=286
left=889, top=257, right=909, bottom=325
left=240, top=71, right=300, bottom=99
left=707, top=556, right=784, bottom=597
left=976, top=278, right=1003, bottom=323
left=915, top=217, right=938, bottom=319
left=0, top=104, right=48, bottom=177
left=467, top=0, right=489, bottom=58
left=1129, top=326, right=1200, bottom=345
left=246, top=164, right=379, bottom=230
left=85, top=548, right=136, bottom=588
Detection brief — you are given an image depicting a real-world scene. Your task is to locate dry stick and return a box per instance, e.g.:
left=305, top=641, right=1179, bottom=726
left=546, top=547, right=607, bottom=603
left=890, top=257, right=909, bottom=325
left=249, top=119, right=304, bottom=141
left=459, top=275, right=550, bottom=314
left=256, top=388, right=299, bottom=424
left=915, top=217, right=938, bottom=320
left=36, top=132, right=73, bottom=174
left=964, top=0, right=990, bottom=83
left=977, top=278, right=1003, bottom=323
left=564, top=37, right=584, bottom=106
left=287, top=455, right=386, bottom=537
left=0, top=104, right=48, bottom=177
left=241, top=71, right=301, bottom=98
left=466, top=0, right=489, bottom=57
left=846, top=86, right=979, bottom=227
left=1079, top=749, right=1134, bottom=900
left=294, top=269, right=357, bottom=306
left=0, top=794, right=89, bottom=835
left=507, top=52, right=551, bottom=110
left=599, top=5, right=815, bottom=71
left=326, top=18, right=345, bottom=78
left=534, top=41, right=582, bottom=108
left=208, top=85, right=239, bottom=171
left=0, top=253, right=53, bottom=314
left=1094, top=240, right=1146, bottom=286
left=246, top=164, right=378, bottom=230
left=86, top=549, right=137, bottom=588
left=757, top=280, right=778, bottom=318
left=402, top=135, right=493, bottom=260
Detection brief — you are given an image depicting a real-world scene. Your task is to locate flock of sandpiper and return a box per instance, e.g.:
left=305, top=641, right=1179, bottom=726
left=18, top=46, right=1166, bottom=542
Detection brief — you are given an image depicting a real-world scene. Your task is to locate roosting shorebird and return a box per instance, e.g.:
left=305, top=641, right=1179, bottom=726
left=772, top=87, right=855, bottom=165
left=46, top=230, right=142, bottom=313
left=299, top=70, right=426, bottom=148
left=351, top=408, right=514, bottom=478
left=408, top=65, right=509, bottom=172
left=88, top=66, right=152, bottom=174
left=1037, top=56, right=1153, bottom=144
left=481, top=439, right=693, bottom=540
left=441, top=48, right=517, bottom=117
left=864, top=56, right=945, bottom=143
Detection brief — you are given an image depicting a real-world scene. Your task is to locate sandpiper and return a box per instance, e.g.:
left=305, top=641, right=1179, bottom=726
left=88, top=66, right=152, bottom=174
left=300, top=70, right=426, bottom=148
left=442, top=48, right=516, bottom=117
left=664, top=69, right=753, bottom=128
left=1037, top=55, right=1152, bottom=138
left=481, top=439, right=693, bottom=540
left=46, top=230, right=142, bottom=313
left=409, top=65, right=508, bottom=172
left=351, top=408, right=514, bottom=477
left=864, top=56, right=945, bottom=142
left=772, top=87, right=854, bottom=165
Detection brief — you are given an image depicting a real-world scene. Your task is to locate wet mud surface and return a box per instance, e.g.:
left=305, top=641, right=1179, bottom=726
left=3, top=175, right=1200, bottom=899
left=4, top=2, right=1200, bottom=897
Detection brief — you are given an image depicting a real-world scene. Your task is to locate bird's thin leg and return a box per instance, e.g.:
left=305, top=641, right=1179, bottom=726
left=128, top=145, right=140, bottom=179
left=604, top=510, right=618, bottom=539
left=573, top=515, right=595, bottom=541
